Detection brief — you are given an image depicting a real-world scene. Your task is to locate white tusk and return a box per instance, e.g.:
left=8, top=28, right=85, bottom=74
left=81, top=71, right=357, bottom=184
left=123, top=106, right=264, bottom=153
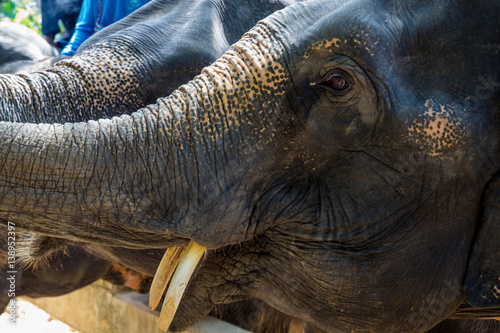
left=149, top=246, right=186, bottom=310
left=158, top=240, right=207, bottom=332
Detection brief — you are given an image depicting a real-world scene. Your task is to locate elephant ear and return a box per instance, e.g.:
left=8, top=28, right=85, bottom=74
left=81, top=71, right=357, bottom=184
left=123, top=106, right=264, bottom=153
left=465, top=174, right=500, bottom=307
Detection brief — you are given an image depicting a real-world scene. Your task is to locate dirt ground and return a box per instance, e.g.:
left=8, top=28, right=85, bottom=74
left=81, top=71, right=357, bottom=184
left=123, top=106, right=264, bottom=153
left=0, top=299, right=79, bottom=333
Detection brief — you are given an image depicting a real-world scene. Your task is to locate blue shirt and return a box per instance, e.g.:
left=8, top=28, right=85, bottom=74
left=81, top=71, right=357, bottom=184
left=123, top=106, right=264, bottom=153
left=61, top=0, right=151, bottom=56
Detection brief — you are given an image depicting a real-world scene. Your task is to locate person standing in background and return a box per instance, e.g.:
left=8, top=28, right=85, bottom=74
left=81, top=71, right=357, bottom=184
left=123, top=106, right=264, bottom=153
left=41, top=0, right=83, bottom=48
left=60, top=0, right=151, bottom=56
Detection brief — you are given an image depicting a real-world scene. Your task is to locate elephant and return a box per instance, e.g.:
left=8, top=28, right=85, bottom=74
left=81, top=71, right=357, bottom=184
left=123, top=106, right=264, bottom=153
left=0, top=0, right=304, bottom=326
left=0, top=0, right=498, bottom=332
left=0, top=22, right=59, bottom=66
left=0, top=21, right=65, bottom=74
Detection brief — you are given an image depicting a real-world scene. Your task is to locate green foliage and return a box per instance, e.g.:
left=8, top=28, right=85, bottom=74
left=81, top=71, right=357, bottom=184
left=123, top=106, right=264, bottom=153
left=0, top=0, right=42, bottom=34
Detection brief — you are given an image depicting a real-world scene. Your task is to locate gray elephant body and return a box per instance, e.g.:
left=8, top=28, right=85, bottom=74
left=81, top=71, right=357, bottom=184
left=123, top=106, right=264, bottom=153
left=0, top=0, right=498, bottom=332
left=0, top=22, right=59, bottom=65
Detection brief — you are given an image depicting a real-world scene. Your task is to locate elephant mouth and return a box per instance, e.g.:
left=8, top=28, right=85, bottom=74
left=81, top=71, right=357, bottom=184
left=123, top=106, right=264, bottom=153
left=149, top=241, right=207, bottom=331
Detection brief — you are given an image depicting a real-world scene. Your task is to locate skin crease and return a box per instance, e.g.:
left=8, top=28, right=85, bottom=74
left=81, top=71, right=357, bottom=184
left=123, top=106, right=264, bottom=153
left=0, top=0, right=497, bottom=333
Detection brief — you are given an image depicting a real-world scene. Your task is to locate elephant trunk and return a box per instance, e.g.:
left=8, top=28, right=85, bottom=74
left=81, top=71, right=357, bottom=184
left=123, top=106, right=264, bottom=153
left=0, top=21, right=291, bottom=249
left=0, top=45, right=152, bottom=123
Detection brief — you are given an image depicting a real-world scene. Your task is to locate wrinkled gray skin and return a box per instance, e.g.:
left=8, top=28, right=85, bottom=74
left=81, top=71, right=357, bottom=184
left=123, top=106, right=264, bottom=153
left=0, top=0, right=498, bottom=332
left=0, top=0, right=304, bottom=327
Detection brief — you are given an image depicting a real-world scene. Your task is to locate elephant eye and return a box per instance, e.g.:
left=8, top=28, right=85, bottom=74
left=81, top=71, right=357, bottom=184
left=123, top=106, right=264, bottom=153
left=328, top=74, right=350, bottom=90
left=310, top=69, right=353, bottom=94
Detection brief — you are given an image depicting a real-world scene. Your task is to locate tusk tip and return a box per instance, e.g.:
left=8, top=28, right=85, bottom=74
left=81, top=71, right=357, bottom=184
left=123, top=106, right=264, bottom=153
left=159, top=307, right=175, bottom=332
left=149, top=299, right=158, bottom=311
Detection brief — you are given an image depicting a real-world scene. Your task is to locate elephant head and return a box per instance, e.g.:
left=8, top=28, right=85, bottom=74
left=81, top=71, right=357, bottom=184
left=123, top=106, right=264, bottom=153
left=0, top=0, right=498, bottom=332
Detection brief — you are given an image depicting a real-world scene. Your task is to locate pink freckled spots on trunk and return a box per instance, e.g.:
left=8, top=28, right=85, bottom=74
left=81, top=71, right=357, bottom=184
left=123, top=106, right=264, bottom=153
left=198, top=21, right=288, bottom=123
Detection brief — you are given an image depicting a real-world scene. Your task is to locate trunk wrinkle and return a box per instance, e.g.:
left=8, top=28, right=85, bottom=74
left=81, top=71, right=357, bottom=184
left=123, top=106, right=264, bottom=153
left=0, top=21, right=291, bottom=249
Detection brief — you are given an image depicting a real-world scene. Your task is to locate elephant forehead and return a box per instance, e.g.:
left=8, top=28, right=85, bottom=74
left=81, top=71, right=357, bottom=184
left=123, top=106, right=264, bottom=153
left=406, top=100, right=465, bottom=156
left=304, top=38, right=343, bottom=58
left=303, top=29, right=378, bottom=59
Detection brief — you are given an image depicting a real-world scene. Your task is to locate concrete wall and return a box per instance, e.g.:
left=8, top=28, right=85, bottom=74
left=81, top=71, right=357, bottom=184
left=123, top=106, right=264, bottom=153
left=23, top=280, right=249, bottom=333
